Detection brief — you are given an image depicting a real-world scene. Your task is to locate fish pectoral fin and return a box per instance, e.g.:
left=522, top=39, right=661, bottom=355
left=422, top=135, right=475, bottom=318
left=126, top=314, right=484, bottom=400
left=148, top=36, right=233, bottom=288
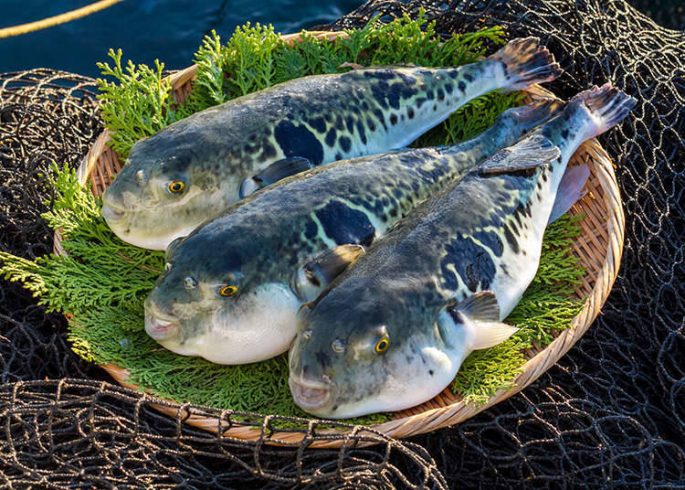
left=291, top=244, right=366, bottom=301
left=548, top=164, right=590, bottom=224
left=469, top=320, right=519, bottom=350
left=479, top=134, right=560, bottom=176
left=438, top=292, right=517, bottom=350
left=259, top=156, right=314, bottom=182
left=239, top=157, right=314, bottom=198
left=451, top=291, right=501, bottom=321
left=445, top=291, right=517, bottom=350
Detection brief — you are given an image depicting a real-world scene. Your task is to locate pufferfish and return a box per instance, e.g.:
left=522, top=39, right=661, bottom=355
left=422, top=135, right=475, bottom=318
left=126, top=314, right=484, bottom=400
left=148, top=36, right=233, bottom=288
left=289, top=84, right=635, bottom=419
left=144, top=99, right=563, bottom=365
left=102, top=37, right=561, bottom=250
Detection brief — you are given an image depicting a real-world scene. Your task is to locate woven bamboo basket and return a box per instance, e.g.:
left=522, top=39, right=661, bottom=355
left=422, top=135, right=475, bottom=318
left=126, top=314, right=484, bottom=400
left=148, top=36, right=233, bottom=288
left=65, top=31, right=624, bottom=448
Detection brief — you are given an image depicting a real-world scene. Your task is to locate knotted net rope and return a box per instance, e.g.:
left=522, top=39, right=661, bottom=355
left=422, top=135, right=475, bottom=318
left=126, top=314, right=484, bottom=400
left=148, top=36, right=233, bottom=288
left=1, top=0, right=684, bottom=487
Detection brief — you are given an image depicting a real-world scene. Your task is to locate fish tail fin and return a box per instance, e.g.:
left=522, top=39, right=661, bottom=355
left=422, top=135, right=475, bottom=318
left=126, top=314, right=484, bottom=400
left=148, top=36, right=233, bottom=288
left=490, top=37, right=562, bottom=92
left=571, top=83, right=636, bottom=138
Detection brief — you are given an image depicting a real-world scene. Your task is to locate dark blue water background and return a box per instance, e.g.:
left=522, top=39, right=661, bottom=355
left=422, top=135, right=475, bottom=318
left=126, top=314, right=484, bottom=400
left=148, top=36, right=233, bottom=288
left=0, top=1, right=680, bottom=78
left=0, top=0, right=364, bottom=77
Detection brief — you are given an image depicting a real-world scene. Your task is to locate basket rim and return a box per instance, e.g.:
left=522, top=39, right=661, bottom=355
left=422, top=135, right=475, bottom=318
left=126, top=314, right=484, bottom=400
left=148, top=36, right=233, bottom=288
left=68, top=31, right=625, bottom=449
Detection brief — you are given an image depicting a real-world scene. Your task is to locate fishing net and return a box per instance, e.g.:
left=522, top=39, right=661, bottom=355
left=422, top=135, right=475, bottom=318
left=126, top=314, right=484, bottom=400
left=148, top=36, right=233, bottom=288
left=1, top=0, right=684, bottom=487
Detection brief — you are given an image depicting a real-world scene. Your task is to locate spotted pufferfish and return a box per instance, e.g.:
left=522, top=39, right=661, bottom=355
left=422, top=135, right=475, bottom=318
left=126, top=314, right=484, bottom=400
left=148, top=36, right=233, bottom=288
left=102, top=37, right=560, bottom=250
left=144, top=97, right=563, bottom=365
left=289, top=84, right=636, bottom=419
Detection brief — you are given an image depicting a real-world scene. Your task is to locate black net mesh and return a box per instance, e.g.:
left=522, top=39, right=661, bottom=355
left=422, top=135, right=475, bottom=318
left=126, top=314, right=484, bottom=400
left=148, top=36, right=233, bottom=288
left=1, top=1, right=684, bottom=487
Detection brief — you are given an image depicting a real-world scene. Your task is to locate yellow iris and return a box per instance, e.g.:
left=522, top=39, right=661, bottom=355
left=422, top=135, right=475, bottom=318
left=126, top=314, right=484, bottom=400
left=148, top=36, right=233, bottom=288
left=219, top=285, right=239, bottom=297
left=168, top=180, right=186, bottom=193
left=374, top=336, right=390, bottom=354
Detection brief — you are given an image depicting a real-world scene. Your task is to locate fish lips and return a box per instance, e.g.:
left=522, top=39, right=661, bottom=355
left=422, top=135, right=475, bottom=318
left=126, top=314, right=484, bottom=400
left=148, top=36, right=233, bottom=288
left=289, top=375, right=333, bottom=414
left=144, top=310, right=181, bottom=341
left=101, top=203, right=127, bottom=225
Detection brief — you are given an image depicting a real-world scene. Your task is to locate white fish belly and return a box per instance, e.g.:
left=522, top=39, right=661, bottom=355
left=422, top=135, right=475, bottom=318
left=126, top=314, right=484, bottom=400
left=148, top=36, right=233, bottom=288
left=490, top=175, right=557, bottom=319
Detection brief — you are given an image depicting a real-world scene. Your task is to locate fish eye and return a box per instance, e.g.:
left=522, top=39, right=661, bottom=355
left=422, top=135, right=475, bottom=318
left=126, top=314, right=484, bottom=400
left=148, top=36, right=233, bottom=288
left=135, top=169, right=145, bottom=185
left=167, top=179, right=186, bottom=194
left=218, top=285, right=239, bottom=297
left=331, top=338, right=346, bottom=353
left=374, top=336, right=390, bottom=354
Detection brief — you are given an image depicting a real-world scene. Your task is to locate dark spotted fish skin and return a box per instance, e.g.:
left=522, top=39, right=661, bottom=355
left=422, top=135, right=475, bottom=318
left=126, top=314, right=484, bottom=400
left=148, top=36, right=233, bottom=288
left=304, top=94, right=626, bottom=330
left=158, top=100, right=561, bottom=318
left=290, top=86, right=635, bottom=418
left=131, top=65, right=508, bottom=184
left=145, top=100, right=561, bottom=366
left=102, top=37, right=561, bottom=250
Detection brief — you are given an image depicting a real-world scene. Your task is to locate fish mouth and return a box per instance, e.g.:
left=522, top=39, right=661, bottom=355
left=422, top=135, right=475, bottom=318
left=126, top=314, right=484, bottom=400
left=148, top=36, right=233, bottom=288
left=144, top=308, right=180, bottom=341
left=101, top=203, right=127, bottom=225
left=289, top=376, right=332, bottom=412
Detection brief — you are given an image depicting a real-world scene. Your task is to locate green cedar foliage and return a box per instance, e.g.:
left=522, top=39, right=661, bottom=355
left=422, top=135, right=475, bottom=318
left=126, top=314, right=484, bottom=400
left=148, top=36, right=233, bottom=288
left=0, top=165, right=583, bottom=423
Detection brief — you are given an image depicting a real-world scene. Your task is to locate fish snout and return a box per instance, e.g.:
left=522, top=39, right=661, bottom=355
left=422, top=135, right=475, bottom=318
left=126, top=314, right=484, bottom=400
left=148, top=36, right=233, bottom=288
left=289, top=375, right=332, bottom=412
left=101, top=204, right=126, bottom=224
left=144, top=304, right=181, bottom=341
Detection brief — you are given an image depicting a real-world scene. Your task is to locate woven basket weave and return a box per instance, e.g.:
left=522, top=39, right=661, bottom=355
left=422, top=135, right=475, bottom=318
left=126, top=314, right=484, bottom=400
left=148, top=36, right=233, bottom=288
left=68, top=31, right=624, bottom=448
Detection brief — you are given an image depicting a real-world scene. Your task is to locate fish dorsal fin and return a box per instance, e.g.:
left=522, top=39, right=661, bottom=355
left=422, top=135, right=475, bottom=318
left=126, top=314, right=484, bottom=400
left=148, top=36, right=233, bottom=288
left=339, top=62, right=419, bottom=71
left=239, top=157, right=314, bottom=198
left=291, top=244, right=366, bottom=301
left=548, top=164, right=590, bottom=224
left=338, top=62, right=365, bottom=70
left=479, top=134, right=560, bottom=176
left=446, top=291, right=518, bottom=351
